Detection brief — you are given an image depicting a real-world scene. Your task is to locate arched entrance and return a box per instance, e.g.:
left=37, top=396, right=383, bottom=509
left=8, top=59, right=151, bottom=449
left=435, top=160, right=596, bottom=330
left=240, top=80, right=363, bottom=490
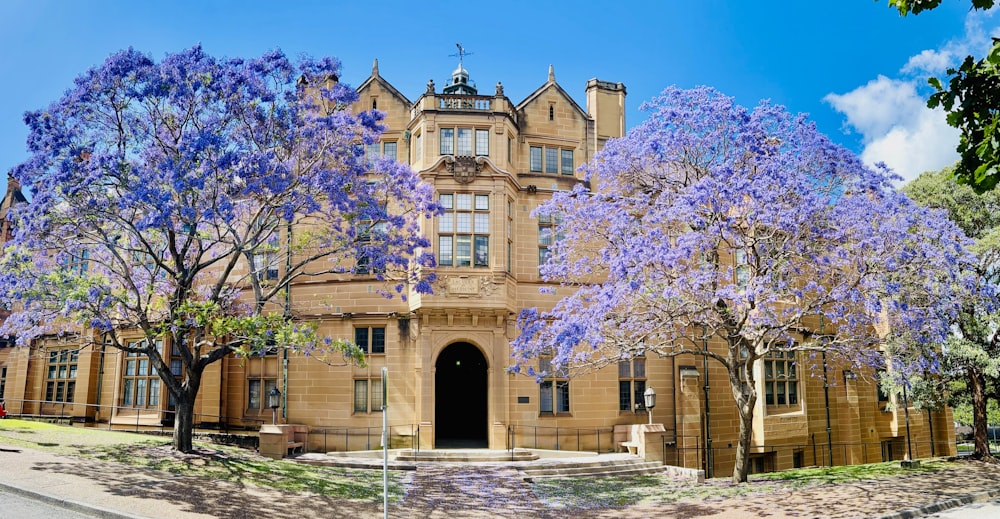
left=435, top=342, right=488, bottom=448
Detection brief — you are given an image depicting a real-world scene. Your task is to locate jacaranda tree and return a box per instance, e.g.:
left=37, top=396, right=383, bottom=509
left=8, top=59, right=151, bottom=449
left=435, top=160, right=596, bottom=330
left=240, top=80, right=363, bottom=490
left=0, top=46, right=438, bottom=452
left=511, top=87, right=974, bottom=483
left=903, top=166, right=1000, bottom=458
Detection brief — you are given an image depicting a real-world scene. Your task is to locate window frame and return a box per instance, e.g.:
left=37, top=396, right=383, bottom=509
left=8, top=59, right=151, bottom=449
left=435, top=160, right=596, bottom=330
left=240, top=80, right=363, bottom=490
left=537, top=212, right=563, bottom=268
left=354, top=378, right=384, bottom=414
left=355, top=326, right=386, bottom=355
left=763, top=349, right=800, bottom=411
left=121, top=339, right=163, bottom=409
left=45, top=348, right=78, bottom=404
left=618, top=356, right=647, bottom=412
left=538, top=356, right=570, bottom=415
left=438, top=192, right=490, bottom=268
left=439, top=127, right=489, bottom=157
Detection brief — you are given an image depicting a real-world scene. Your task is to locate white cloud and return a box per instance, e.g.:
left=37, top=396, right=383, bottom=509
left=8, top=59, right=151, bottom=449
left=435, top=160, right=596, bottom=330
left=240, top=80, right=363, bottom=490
left=901, top=9, right=999, bottom=76
left=825, top=76, right=958, bottom=183
left=826, top=9, right=1000, bottom=184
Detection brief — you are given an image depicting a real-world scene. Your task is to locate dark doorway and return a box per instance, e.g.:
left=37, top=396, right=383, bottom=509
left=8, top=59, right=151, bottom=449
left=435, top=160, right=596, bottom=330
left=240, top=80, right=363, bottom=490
left=435, top=342, right=488, bottom=448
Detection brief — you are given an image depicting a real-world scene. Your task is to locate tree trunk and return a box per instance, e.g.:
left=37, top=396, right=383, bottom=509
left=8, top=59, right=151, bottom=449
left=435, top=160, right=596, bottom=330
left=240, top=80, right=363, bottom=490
left=170, top=368, right=204, bottom=453
left=969, top=367, right=991, bottom=458
left=732, top=395, right=756, bottom=483
left=173, top=397, right=195, bottom=453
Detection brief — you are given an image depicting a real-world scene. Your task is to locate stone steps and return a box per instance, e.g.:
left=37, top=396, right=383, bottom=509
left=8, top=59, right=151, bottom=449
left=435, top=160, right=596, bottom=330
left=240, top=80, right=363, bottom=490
left=520, top=458, right=664, bottom=481
left=395, top=448, right=539, bottom=462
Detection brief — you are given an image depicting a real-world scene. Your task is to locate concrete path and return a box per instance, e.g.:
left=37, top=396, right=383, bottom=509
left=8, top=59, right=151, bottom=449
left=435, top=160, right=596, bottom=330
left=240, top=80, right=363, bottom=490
left=3, top=441, right=1000, bottom=518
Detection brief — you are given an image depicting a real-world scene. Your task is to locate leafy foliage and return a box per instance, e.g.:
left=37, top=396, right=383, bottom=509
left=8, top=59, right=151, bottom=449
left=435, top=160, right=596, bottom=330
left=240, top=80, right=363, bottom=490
left=0, top=46, right=438, bottom=450
left=928, top=43, right=1000, bottom=192
left=884, top=0, right=996, bottom=16
left=512, top=87, right=975, bottom=482
left=903, top=166, right=1000, bottom=455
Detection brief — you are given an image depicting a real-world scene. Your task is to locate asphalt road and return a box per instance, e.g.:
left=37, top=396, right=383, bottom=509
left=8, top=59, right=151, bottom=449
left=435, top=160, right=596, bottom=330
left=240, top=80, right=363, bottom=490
left=926, top=496, right=1000, bottom=518
left=0, top=491, right=97, bottom=519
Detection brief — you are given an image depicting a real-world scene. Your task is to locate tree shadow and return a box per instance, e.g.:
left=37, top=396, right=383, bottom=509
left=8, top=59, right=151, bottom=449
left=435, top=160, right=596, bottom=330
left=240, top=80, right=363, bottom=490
left=29, top=457, right=385, bottom=519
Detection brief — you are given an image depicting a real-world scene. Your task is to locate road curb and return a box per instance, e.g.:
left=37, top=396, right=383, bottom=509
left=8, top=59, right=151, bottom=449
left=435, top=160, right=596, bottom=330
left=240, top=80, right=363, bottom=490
left=874, top=488, right=1000, bottom=519
left=0, top=480, right=148, bottom=519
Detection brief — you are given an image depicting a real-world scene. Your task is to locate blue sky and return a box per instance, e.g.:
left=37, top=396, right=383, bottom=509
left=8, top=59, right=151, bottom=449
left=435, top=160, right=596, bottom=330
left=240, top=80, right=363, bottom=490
left=1, top=1, right=997, bottom=191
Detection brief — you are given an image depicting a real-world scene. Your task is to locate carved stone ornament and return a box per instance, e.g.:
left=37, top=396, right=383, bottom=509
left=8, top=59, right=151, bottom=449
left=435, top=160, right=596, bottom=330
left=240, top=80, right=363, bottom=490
left=445, top=155, right=483, bottom=184
left=436, top=275, right=499, bottom=297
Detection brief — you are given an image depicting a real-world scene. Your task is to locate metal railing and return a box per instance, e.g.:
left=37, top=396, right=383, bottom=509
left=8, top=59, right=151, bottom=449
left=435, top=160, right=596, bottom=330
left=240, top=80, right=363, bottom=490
left=307, top=424, right=420, bottom=453
left=663, top=431, right=956, bottom=475
left=506, top=424, right=616, bottom=454
left=0, top=397, right=264, bottom=434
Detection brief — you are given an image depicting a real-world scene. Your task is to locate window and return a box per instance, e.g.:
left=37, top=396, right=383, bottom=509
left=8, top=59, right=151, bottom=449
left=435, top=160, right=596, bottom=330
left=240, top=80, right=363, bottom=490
left=122, top=340, right=162, bottom=408
left=618, top=356, right=647, bottom=411
left=46, top=348, right=78, bottom=403
left=538, top=212, right=562, bottom=267
left=438, top=193, right=489, bottom=267
left=763, top=350, right=799, bottom=409
left=62, top=250, right=89, bottom=276
left=440, top=128, right=488, bottom=157
left=457, top=128, right=472, bottom=156
left=876, top=369, right=890, bottom=411
left=383, top=142, right=397, bottom=161
left=507, top=136, right=512, bottom=164
left=354, top=378, right=383, bottom=413
left=415, top=132, right=422, bottom=163
left=1, top=366, right=7, bottom=400
left=248, top=378, right=277, bottom=410
left=252, top=237, right=280, bottom=281
left=354, top=221, right=387, bottom=275
left=355, top=326, right=386, bottom=354
left=506, top=199, right=513, bottom=274
left=734, top=248, right=751, bottom=287
left=475, top=129, right=489, bottom=157
left=529, top=146, right=574, bottom=175
left=561, top=149, right=574, bottom=175
left=440, top=128, right=454, bottom=155
left=539, top=356, right=569, bottom=414
left=529, top=147, right=543, bottom=172
left=545, top=148, right=558, bottom=173
left=549, top=105, right=555, bottom=121
left=366, top=142, right=379, bottom=162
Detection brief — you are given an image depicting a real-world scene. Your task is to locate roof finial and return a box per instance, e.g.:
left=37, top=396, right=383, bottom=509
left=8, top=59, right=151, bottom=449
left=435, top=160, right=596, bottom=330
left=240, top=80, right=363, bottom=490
left=451, top=43, right=473, bottom=68
left=548, top=64, right=555, bottom=83
left=372, top=58, right=379, bottom=77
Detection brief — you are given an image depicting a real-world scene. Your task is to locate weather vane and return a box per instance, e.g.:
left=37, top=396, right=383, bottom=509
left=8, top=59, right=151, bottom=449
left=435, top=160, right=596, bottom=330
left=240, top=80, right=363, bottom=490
left=450, top=43, right=472, bottom=67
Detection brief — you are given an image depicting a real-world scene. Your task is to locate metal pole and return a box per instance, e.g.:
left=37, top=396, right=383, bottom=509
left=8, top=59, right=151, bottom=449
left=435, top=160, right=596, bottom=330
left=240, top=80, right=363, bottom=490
left=382, top=367, right=388, bottom=519
left=903, top=384, right=913, bottom=461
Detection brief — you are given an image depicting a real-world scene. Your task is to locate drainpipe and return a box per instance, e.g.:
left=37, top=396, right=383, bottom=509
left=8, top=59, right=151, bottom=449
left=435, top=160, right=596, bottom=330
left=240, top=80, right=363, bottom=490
left=821, top=315, right=833, bottom=466
left=282, top=220, right=292, bottom=421
left=703, top=324, right=713, bottom=478
left=95, top=337, right=106, bottom=420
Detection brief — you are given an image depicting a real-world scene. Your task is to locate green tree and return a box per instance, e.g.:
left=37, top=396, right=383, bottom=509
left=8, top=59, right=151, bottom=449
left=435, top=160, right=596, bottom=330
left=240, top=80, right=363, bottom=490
left=884, top=0, right=995, bottom=16
left=883, top=0, right=1000, bottom=191
left=903, top=166, right=1000, bottom=457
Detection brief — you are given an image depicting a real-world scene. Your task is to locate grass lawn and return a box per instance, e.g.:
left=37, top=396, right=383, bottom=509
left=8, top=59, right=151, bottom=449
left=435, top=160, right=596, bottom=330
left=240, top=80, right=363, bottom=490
left=0, top=418, right=404, bottom=503
left=531, top=458, right=961, bottom=510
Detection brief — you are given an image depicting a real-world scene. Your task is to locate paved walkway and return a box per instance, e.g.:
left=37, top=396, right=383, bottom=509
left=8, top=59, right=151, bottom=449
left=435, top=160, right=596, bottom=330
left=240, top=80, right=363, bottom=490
left=3, top=442, right=1000, bottom=518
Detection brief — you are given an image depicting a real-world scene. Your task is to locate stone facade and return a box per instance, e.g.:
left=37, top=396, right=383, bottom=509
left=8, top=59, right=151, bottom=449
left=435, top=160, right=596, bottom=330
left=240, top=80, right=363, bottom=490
left=0, top=58, right=955, bottom=477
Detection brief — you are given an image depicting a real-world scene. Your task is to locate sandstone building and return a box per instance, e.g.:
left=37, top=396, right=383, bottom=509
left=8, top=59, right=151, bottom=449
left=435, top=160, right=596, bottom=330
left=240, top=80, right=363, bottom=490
left=0, top=57, right=955, bottom=476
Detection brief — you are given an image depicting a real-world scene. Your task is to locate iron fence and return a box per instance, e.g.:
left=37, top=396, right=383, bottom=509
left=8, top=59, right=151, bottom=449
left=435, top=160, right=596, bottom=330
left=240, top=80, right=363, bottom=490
left=0, top=397, right=264, bottom=434
left=505, top=424, right=616, bottom=454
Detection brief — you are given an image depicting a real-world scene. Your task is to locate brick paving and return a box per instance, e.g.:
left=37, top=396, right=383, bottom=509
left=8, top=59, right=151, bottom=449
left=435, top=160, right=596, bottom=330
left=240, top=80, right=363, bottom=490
left=2, top=441, right=1000, bottom=518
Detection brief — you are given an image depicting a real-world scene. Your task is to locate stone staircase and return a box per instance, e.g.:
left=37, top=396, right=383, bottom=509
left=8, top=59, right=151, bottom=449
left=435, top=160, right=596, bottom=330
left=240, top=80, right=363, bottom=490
left=395, top=448, right=539, bottom=462
left=519, top=454, right=665, bottom=482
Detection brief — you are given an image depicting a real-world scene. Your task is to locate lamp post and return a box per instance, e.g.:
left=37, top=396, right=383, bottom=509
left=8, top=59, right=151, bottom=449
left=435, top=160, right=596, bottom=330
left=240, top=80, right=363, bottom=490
left=644, top=386, right=657, bottom=425
left=267, top=387, right=281, bottom=425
